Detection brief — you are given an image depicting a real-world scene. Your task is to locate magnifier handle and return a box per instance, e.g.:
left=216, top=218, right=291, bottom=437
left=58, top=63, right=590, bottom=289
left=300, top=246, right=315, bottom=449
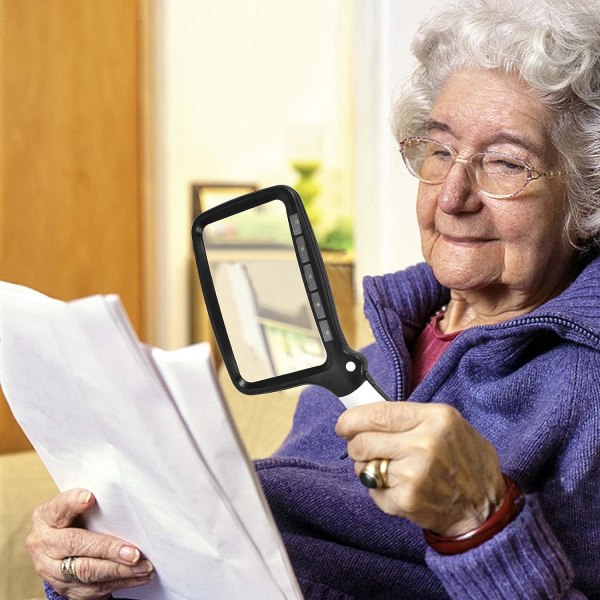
left=338, top=376, right=389, bottom=409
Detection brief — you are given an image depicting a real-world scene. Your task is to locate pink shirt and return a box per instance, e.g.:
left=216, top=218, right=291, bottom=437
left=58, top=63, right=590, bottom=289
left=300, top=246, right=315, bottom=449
left=411, top=313, right=460, bottom=389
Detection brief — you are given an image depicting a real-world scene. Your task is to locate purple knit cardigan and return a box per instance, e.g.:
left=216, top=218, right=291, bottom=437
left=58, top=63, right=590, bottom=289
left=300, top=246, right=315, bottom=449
left=45, top=258, right=600, bottom=599
left=255, top=257, right=600, bottom=599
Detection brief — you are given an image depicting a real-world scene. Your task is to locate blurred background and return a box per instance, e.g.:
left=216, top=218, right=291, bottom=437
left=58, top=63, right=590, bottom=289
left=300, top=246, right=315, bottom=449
left=0, top=0, right=448, bottom=450
left=0, top=1, right=443, bottom=596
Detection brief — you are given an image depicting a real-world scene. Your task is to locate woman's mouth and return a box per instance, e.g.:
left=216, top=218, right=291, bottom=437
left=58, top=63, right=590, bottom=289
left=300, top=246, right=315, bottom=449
left=441, top=234, right=493, bottom=246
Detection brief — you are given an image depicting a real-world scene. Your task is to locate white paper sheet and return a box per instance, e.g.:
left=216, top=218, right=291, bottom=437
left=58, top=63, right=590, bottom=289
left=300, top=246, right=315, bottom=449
left=0, top=282, right=302, bottom=600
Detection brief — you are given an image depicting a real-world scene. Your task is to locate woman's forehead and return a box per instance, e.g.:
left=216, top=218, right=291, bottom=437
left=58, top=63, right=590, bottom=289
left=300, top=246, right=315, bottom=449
left=429, top=69, right=554, bottom=155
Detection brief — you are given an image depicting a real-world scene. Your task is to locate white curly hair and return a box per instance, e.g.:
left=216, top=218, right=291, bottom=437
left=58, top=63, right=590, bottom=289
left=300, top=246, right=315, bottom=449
left=392, top=0, right=600, bottom=250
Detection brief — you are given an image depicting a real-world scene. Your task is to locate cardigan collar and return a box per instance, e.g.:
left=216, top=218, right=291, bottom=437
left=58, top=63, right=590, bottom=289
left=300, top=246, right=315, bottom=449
left=362, top=254, right=600, bottom=354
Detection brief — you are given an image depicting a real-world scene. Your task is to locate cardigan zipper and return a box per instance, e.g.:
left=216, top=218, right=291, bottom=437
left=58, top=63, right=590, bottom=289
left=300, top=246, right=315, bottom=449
left=365, top=302, right=406, bottom=401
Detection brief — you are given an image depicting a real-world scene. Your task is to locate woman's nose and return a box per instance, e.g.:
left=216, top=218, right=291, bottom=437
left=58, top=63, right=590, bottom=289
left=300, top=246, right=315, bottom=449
left=437, top=161, right=483, bottom=214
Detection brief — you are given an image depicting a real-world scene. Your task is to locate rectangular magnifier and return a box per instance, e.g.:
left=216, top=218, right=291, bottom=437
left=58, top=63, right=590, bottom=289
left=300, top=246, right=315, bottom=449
left=191, top=185, right=387, bottom=408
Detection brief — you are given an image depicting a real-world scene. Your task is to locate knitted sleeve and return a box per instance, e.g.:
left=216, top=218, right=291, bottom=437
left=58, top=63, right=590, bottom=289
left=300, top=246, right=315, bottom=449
left=43, top=581, right=117, bottom=600
left=43, top=581, right=67, bottom=600
left=426, top=495, right=587, bottom=599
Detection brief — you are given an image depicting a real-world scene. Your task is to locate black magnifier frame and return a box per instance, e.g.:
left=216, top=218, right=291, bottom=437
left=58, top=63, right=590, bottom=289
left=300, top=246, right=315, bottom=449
left=192, top=185, right=387, bottom=404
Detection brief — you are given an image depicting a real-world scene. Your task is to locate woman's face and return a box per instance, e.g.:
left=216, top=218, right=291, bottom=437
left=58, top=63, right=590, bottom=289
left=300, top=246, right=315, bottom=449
left=417, top=69, right=574, bottom=304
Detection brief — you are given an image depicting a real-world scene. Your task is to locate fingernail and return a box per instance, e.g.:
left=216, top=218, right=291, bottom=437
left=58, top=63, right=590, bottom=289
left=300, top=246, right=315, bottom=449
left=132, top=560, right=154, bottom=574
left=119, top=545, right=140, bottom=563
left=79, top=491, right=92, bottom=505
left=137, top=570, right=156, bottom=582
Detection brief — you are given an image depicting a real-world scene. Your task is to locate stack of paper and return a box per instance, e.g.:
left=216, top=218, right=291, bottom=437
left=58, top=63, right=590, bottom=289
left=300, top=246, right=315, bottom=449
left=0, top=282, right=302, bottom=600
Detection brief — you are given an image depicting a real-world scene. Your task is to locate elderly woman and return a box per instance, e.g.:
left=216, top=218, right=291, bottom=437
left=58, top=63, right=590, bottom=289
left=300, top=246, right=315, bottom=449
left=28, top=0, right=600, bottom=598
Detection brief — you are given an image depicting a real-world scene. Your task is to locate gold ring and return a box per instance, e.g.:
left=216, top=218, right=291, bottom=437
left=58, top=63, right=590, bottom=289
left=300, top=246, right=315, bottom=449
left=359, top=458, right=390, bottom=489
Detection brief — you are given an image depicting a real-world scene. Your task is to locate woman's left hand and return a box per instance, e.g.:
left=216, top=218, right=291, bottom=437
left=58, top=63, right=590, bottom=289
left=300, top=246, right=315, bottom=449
left=335, top=401, right=506, bottom=536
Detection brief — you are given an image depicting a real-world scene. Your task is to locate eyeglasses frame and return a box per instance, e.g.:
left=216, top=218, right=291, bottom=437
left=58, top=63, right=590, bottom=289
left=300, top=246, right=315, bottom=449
left=399, top=136, right=567, bottom=200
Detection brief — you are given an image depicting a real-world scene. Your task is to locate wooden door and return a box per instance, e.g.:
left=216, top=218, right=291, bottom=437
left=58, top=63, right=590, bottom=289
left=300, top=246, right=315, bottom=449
left=0, top=0, right=144, bottom=453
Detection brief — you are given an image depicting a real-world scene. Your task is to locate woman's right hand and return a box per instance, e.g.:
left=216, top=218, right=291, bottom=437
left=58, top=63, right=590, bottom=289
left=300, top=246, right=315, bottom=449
left=26, top=488, right=155, bottom=600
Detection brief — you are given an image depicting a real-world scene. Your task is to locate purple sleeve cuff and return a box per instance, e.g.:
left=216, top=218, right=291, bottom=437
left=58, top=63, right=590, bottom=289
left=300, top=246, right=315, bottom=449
left=425, top=495, right=586, bottom=599
left=43, top=581, right=67, bottom=600
left=44, top=581, right=118, bottom=600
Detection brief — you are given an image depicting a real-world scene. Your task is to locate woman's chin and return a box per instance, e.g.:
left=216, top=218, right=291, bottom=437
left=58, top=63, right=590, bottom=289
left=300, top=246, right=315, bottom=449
left=429, top=263, right=497, bottom=293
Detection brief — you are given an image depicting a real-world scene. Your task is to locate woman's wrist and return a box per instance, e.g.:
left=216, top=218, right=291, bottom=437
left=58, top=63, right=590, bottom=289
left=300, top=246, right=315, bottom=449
left=423, top=474, right=525, bottom=555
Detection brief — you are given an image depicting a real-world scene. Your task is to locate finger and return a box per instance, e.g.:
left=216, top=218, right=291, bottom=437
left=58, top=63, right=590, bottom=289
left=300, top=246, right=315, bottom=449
left=336, top=401, right=460, bottom=439
left=347, top=431, right=397, bottom=463
left=52, top=555, right=154, bottom=585
left=345, top=426, right=432, bottom=463
left=34, top=488, right=96, bottom=529
left=32, top=530, right=148, bottom=598
left=43, top=527, right=143, bottom=566
left=335, top=402, right=422, bottom=438
left=78, top=557, right=154, bottom=584
left=50, top=571, right=155, bottom=600
left=353, top=447, right=431, bottom=487
left=29, top=492, right=143, bottom=569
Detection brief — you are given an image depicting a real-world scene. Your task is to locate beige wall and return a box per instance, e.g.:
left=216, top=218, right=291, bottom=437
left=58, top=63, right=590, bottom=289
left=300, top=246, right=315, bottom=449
left=149, top=0, right=355, bottom=349
left=353, top=0, right=447, bottom=290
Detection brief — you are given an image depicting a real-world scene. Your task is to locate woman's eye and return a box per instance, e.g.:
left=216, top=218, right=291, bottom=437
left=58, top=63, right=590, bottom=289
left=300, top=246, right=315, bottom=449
left=431, top=149, right=452, bottom=161
left=483, top=156, right=526, bottom=175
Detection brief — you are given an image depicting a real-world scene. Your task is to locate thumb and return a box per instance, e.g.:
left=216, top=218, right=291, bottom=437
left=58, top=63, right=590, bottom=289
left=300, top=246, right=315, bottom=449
left=37, top=488, right=96, bottom=529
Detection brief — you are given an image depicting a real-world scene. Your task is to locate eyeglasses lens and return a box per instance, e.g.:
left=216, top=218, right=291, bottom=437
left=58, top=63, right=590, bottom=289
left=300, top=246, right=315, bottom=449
left=402, top=139, right=450, bottom=184
left=402, top=139, right=528, bottom=198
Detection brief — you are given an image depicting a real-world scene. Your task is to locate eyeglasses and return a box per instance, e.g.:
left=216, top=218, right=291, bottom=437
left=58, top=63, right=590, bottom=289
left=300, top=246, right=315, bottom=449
left=399, top=136, right=566, bottom=199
